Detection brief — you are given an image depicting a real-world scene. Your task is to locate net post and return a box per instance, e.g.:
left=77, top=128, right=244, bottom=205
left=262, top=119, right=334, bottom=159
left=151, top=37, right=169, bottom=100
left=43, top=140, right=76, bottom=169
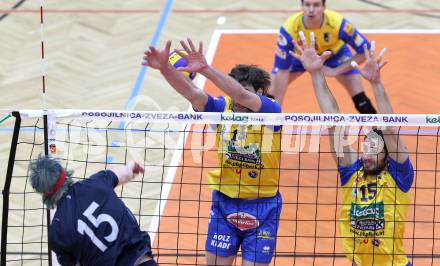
left=43, top=114, right=54, bottom=266
left=1, top=111, right=21, bottom=265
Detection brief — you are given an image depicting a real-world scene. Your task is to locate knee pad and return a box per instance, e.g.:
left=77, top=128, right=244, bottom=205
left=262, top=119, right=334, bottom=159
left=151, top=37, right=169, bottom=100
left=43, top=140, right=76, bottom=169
left=352, top=92, right=377, bottom=114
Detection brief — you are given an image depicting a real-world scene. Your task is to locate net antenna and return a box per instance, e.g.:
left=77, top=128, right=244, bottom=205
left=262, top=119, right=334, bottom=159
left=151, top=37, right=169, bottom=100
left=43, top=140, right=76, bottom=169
left=39, top=0, right=48, bottom=110
left=38, top=0, right=58, bottom=265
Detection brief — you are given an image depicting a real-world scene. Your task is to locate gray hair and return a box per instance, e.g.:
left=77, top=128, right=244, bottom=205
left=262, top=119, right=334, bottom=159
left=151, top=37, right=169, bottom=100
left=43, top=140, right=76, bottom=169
left=29, top=154, right=74, bottom=209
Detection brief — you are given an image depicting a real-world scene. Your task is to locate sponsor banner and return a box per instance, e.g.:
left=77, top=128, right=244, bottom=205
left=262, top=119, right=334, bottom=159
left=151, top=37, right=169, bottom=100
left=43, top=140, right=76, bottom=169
left=47, top=114, right=57, bottom=155
left=15, top=110, right=440, bottom=127
left=227, top=212, right=259, bottom=230
left=426, top=115, right=440, bottom=124
left=80, top=111, right=206, bottom=122
left=281, top=114, right=433, bottom=127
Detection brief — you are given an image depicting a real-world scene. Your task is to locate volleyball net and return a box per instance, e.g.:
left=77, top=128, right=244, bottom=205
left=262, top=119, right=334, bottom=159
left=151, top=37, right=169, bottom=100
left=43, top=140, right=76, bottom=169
left=1, top=110, right=440, bottom=265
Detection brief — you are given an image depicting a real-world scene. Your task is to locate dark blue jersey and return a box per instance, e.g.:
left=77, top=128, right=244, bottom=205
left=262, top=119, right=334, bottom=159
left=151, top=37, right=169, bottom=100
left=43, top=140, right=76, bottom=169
left=49, top=170, right=151, bottom=266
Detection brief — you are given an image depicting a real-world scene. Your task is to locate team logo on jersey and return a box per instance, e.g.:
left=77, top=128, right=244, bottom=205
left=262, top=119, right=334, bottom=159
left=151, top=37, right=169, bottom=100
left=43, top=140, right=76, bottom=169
left=227, top=212, right=259, bottom=230
left=277, top=34, right=288, bottom=46
left=275, top=46, right=287, bottom=59
left=350, top=202, right=385, bottom=231
left=356, top=238, right=369, bottom=245
left=343, top=22, right=355, bottom=36
left=248, top=171, right=258, bottom=178
left=262, top=246, right=271, bottom=253
left=354, top=34, right=365, bottom=47
left=224, top=139, right=263, bottom=168
left=258, top=230, right=274, bottom=240
left=372, top=239, right=381, bottom=247
left=338, top=55, right=351, bottom=64
left=323, top=32, right=330, bottom=42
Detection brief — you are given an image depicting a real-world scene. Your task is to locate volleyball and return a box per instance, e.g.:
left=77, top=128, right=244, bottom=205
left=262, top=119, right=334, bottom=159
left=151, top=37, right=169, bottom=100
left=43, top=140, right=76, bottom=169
left=168, top=51, right=196, bottom=80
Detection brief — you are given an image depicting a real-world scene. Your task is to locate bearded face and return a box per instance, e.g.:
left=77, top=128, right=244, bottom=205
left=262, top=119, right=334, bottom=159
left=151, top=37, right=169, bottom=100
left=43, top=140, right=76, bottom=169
left=361, top=136, right=387, bottom=175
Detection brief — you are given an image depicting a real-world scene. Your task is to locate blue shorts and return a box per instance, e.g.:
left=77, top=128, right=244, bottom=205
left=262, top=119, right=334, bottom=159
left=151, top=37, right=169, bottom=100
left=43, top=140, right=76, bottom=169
left=275, top=44, right=359, bottom=75
left=205, top=190, right=282, bottom=264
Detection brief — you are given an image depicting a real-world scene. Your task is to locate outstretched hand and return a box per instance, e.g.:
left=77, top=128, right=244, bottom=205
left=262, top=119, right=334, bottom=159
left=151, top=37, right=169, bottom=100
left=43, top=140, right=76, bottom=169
left=128, top=161, right=145, bottom=177
left=175, top=38, right=208, bottom=73
left=290, top=31, right=332, bottom=73
left=351, top=41, right=388, bottom=83
left=115, top=161, right=145, bottom=186
left=142, top=40, right=172, bottom=71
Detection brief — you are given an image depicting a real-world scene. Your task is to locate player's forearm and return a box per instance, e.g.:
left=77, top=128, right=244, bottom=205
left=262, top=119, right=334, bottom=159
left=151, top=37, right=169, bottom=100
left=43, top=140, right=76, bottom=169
left=334, top=54, right=365, bottom=75
left=371, top=81, right=394, bottom=114
left=111, top=166, right=132, bottom=186
left=310, top=71, right=340, bottom=113
left=372, top=81, right=409, bottom=162
left=352, top=53, right=366, bottom=64
left=200, top=65, right=261, bottom=111
left=200, top=65, right=244, bottom=99
left=112, top=161, right=144, bottom=186
left=160, top=66, right=207, bottom=111
left=270, top=70, right=290, bottom=103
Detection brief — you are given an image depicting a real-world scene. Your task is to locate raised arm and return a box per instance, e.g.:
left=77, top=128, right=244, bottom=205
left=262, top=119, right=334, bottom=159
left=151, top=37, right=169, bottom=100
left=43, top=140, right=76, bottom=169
left=111, top=161, right=144, bottom=186
left=292, top=32, right=357, bottom=166
left=142, top=40, right=208, bottom=112
left=176, top=38, right=263, bottom=112
left=270, top=70, right=291, bottom=103
left=352, top=42, right=409, bottom=163
left=322, top=52, right=366, bottom=77
left=269, top=27, right=296, bottom=103
left=309, top=72, right=358, bottom=167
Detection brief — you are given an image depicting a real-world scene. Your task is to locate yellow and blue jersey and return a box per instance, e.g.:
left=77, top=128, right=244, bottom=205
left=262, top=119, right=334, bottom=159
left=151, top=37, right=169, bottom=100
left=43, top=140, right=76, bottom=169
left=338, top=158, right=414, bottom=266
left=203, top=94, right=282, bottom=199
left=273, top=9, right=370, bottom=74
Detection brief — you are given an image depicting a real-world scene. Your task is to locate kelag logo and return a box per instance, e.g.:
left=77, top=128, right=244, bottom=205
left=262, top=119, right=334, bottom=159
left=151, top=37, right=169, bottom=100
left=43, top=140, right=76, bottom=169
left=221, top=113, right=249, bottom=123
left=426, top=116, right=440, bottom=124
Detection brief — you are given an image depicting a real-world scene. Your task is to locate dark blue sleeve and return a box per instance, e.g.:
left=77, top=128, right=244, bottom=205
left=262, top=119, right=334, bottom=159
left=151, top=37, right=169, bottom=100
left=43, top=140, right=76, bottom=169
left=388, top=157, right=414, bottom=192
left=273, top=26, right=295, bottom=70
left=203, top=95, right=226, bottom=112
left=338, top=159, right=362, bottom=186
left=258, top=95, right=281, bottom=113
left=258, top=95, right=282, bottom=132
left=55, top=248, right=77, bottom=266
left=88, top=170, right=119, bottom=188
left=49, top=224, right=77, bottom=266
left=339, top=18, right=370, bottom=54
